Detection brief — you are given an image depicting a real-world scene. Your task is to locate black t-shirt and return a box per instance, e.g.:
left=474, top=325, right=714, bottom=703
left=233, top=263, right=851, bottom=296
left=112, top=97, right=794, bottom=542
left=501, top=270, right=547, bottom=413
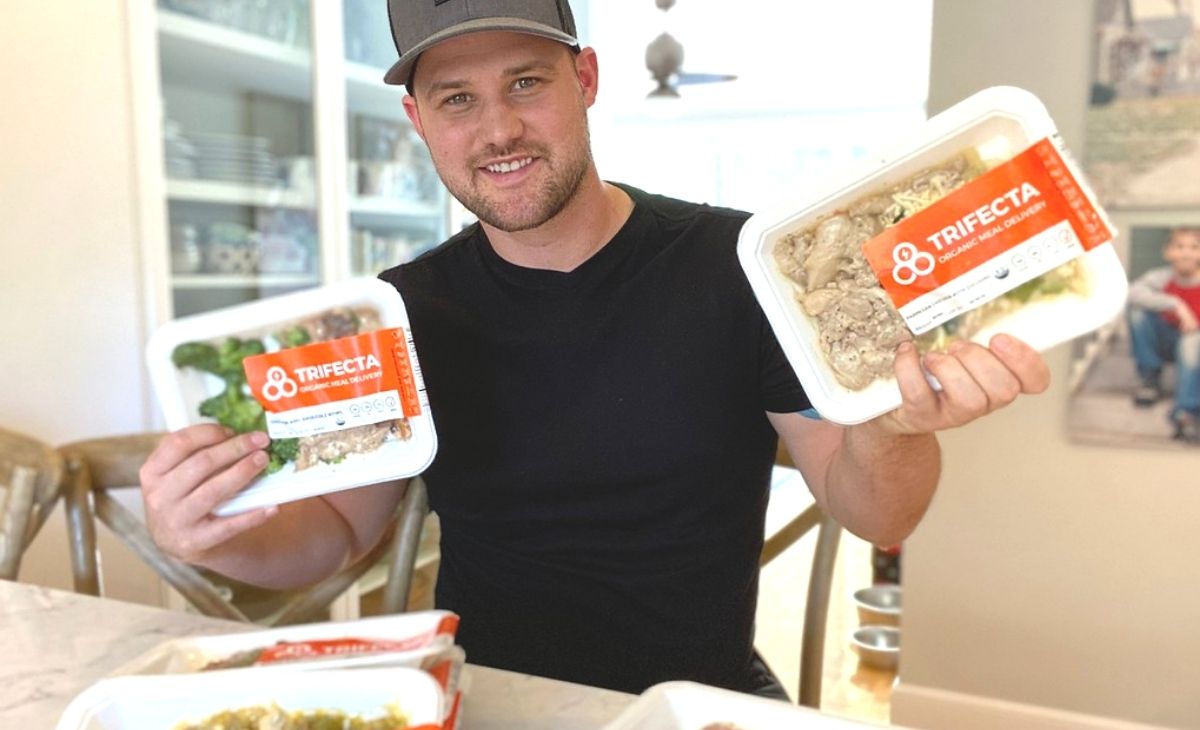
left=379, top=183, right=808, bottom=694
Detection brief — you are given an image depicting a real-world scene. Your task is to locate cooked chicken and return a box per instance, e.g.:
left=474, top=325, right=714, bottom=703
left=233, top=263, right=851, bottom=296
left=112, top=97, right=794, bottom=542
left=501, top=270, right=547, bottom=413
left=294, top=419, right=411, bottom=472
left=772, top=153, right=980, bottom=390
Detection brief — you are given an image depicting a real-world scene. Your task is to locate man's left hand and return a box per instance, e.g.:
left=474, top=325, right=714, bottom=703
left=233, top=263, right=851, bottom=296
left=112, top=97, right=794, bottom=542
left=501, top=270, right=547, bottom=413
left=875, top=334, right=1050, bottom=436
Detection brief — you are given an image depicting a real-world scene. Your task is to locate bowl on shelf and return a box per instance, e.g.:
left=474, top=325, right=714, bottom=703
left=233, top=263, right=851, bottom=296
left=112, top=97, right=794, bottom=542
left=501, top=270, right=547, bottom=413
left=853, top=583, right=901, bottom=627
left=850, top=625, right=900, bottom=670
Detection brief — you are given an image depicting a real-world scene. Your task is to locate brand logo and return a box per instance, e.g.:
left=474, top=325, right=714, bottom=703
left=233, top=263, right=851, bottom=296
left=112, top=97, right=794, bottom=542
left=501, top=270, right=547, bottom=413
left=891, top=242, right=936, bottom=285
left=261, top=366, right=299, bottom=402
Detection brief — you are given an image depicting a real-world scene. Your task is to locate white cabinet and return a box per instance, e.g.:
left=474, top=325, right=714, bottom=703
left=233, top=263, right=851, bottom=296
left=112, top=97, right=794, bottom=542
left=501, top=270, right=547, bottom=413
left=132, top=0, right=449, bottom=323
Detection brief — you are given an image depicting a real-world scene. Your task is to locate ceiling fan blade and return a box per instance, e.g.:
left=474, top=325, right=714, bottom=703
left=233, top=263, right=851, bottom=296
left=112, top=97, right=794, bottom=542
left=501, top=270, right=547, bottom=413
left=676, top=71, right=738, bottom=86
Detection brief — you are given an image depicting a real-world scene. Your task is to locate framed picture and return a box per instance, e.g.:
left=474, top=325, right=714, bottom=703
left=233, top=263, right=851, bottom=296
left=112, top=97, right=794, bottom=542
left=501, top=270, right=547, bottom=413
left=1067, top=214, right=1200, bottom=448
left=1085, top=0, right=1200, bottom=209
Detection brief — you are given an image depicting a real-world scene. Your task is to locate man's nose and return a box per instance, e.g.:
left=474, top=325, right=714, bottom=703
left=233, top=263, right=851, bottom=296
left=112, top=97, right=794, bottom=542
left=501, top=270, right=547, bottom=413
left=478, top=99, right=524, bottom=148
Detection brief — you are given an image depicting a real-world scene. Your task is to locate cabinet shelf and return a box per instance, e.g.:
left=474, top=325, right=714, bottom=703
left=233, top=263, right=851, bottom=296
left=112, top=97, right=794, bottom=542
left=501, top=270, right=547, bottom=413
left=158, top=11, right=408, bottom=121
left=350, top=196, right=444, bottom=228
left=158, top=10, right=312, bottom=102
left=173, top=274, right=320, bottom=289
left=346, top=62, right=408, bottom=122
left=167, top=179, right=314, bottom=209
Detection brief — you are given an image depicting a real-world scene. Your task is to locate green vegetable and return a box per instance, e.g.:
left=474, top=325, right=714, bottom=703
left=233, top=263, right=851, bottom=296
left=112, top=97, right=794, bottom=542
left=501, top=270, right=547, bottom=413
left=273, top=325, right=312, bottom=349
left=197, top=382, right=265, bottom=435
left=171, top=342, right=221, bottom=375
left=174, top=336, right=295, bottom=474
left=266, top=438, right=300, bottom=474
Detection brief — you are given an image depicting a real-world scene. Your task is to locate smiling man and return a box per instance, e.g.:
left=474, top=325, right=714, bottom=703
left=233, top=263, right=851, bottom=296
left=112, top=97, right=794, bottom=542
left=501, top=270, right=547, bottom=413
left=138, top=0, right=1051, bottom=699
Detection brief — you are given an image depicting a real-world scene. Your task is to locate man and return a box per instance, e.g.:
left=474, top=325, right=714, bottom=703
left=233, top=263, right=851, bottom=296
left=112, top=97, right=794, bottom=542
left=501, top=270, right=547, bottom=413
left=139, top=0, right=1049, bottom=697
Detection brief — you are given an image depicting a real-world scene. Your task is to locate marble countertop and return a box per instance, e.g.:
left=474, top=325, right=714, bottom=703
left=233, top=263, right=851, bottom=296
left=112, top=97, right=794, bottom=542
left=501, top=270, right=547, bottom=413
left=0, top=580, right=633, bottom=729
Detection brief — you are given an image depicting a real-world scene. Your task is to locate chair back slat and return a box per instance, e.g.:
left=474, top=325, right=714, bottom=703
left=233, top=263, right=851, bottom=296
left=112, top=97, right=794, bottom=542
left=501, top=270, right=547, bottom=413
left=0, top=427, right=66, bottom=580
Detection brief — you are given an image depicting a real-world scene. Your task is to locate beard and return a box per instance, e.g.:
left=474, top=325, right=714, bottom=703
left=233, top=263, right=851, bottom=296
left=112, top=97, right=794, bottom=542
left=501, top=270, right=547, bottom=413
left=433, top=121, right=594, bottom=233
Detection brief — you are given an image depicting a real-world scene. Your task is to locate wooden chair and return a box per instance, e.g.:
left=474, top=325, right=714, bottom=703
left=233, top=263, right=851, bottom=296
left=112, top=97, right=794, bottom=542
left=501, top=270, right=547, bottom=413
left=0, top=427, right=66, bottom=580
left=59, top=432, right=429, bottom=625
left=760, top=443, right=842, bottom=709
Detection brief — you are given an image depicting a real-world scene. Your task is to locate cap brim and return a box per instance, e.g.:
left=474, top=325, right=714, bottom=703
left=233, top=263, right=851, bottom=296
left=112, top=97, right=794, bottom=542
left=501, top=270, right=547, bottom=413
left=384, top=17, right=578, bottom=87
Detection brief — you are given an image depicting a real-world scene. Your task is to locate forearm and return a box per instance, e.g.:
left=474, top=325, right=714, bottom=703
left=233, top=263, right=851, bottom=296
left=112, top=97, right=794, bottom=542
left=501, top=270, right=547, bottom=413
left=824, top=419, right=940, bottom=546
left=190, top=496, right=359, bottom=589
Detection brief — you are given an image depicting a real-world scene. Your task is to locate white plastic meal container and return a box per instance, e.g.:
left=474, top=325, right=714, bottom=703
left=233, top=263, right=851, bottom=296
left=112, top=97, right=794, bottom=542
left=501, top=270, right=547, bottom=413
left=56, top=666, right=445, bottom=730
left=602, top=681, right=903, bottom=729
left=737, top=86, right=1127, bottom=425
left=112, top=610, right=460, bottom=675
left=145, top=277, right=436, bottom=515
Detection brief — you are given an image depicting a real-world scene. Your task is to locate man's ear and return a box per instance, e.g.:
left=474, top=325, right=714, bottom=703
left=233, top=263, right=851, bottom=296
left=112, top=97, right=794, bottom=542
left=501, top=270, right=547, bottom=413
left=403, top=94, right=426, bottom=141
left=575, top=47, right=599, bottom=108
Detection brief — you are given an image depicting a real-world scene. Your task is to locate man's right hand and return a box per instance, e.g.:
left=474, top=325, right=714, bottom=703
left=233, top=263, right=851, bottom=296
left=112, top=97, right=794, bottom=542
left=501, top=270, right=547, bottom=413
left=138, top=424, right=279, bottom=565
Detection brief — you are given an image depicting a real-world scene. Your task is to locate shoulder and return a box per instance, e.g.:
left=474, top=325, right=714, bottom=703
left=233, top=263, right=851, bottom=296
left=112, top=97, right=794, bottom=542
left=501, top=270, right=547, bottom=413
left=617, top=182, right=750, bottom=238
left=378, top=224, right=481, bottom=294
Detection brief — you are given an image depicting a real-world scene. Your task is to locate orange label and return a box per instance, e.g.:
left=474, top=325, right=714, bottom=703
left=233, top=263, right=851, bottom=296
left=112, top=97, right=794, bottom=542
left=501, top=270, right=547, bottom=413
left=243, top=328, right=422, bottom=438
left=861, top=137, right=1112, bottom=333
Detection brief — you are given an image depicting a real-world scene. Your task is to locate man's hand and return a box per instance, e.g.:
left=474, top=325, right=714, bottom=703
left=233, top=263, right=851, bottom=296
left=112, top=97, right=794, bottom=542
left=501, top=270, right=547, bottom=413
left=875, top=334, right=1051, bottom=436
left=138, top=424, right=278, bottom=564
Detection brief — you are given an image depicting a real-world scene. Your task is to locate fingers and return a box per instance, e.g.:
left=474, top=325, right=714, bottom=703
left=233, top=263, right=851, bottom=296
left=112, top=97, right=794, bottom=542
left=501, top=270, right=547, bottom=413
left=140, top=424, right=231, bottom=483
left=163, top=431, right=270, bottom=503
left=988, top=334, right=1051, bottom=394
left=922, top=346, right=988, bottom=425
left=174, top=449, right=271, bottom=526
left=886, top=335, right=1050, bottom=434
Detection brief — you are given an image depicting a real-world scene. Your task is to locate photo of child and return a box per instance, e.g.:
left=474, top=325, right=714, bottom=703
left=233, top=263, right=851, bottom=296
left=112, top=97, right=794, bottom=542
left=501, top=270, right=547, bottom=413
left=1068, top=224, right=1200, bottom=448
left=1126, top=227, right=1200, bottom=440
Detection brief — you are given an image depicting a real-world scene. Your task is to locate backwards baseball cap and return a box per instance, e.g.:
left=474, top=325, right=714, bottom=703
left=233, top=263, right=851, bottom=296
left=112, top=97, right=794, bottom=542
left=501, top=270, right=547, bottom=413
left=385, top=0, right=580, bottom=89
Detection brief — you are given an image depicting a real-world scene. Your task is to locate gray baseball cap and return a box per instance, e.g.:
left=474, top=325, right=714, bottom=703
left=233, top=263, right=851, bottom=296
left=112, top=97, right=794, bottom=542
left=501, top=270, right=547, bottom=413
left=385, top=0, right=580, bottom=89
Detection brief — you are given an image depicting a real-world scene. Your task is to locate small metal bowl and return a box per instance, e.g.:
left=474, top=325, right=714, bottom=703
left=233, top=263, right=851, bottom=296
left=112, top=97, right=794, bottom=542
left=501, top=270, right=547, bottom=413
left=851, top=625, right=900, bottom=670
left=853, top=584, right=901, bottom=627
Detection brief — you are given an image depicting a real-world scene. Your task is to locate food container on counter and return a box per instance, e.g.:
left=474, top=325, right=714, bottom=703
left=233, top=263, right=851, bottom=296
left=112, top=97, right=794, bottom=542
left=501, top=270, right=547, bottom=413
left=602, top=681, right=899, bottom=729
left=113, top=610, right=461, bottom=675
left=146, top=277, right=436, bottom=515
left=56, top=666, right=445, bottom=730
left=738, top=86, right=1127, bottom=425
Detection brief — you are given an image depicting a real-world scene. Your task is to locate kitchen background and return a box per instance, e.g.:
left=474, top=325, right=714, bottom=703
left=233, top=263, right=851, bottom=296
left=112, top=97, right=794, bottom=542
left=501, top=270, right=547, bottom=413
left=1, top=1, right=1198, bottom=728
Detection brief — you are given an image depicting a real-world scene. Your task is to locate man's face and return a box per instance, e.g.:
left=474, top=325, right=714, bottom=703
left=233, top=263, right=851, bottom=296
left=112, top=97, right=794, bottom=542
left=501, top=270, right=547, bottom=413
left=1164, top=229, right=1200, bottom=278
left=402, top=32, right=597, bottom=233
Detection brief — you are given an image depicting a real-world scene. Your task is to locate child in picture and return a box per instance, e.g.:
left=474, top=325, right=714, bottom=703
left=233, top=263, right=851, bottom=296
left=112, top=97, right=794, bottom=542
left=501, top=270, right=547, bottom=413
left=1127, top=227, right=1200, bottom=443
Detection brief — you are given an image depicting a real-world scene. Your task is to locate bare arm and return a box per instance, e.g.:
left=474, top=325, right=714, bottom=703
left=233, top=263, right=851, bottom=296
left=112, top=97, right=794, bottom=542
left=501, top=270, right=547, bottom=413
left=139, top=424, right=408, bottom=589
left=771, top=333, right=1049, bottom=546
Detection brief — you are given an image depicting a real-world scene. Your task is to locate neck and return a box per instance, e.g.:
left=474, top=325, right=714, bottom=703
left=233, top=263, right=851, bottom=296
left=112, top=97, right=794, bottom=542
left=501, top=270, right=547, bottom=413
left=480, top=172, right=634, bottom=272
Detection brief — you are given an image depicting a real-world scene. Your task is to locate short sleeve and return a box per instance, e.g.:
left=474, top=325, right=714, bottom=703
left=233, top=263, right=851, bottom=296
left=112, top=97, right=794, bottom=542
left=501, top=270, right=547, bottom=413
left=757, top=306, right=811, bottom=413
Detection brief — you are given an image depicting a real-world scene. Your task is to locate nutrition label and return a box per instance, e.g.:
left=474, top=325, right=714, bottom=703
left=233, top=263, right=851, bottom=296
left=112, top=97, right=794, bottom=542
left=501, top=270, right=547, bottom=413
left=264, top=390, right=405, bottom=439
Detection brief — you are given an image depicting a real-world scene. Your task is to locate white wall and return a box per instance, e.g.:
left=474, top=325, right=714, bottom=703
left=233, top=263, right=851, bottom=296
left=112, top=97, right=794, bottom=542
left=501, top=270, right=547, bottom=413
left=892, top=2, right=1200, bottom=728
left=1, top=2, right=160, bottom=602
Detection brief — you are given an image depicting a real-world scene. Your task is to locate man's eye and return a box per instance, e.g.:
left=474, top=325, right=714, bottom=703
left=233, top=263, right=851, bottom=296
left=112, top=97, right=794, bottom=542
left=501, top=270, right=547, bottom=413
left=443, top=93, right=471, bottom=106
left=513, top=77, right=539, bottom=91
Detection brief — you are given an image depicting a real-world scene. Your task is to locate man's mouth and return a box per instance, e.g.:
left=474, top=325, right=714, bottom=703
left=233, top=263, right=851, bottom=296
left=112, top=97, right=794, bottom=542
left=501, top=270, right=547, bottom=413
left=483, top=157, right=535, bottom=174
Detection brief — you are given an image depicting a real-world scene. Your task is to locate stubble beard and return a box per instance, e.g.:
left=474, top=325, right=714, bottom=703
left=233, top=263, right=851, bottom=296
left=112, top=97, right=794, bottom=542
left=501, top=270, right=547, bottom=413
left=436, top=124, right=594, bottom=234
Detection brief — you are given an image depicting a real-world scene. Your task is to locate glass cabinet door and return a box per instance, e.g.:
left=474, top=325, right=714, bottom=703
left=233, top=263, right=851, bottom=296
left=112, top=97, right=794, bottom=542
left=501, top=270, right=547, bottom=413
left=157, top=0, right=320, bottom=317
left=342, top=0, right=449, bottom=277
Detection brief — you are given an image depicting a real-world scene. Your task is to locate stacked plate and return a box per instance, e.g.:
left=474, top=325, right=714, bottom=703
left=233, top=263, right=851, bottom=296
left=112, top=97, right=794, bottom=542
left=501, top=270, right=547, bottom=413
left=188, top=131, right=282, bottom=186
left=163, top=119, right=197, bottom=179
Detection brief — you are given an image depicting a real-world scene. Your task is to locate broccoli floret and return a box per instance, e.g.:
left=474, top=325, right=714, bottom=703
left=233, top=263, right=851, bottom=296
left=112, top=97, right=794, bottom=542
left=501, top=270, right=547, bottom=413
left=263, top=438, right=299, bottom=475
left=175, top=335, right=301, bottom=472
left=268, top=437, right=299, bottom=463
left=274, top=325, right=312, bottom=349
left=171, top=342, right=221, bottom=374
left=197, top=383, right=265, bottom=434
left=216, top=338, right=266, bottom=379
